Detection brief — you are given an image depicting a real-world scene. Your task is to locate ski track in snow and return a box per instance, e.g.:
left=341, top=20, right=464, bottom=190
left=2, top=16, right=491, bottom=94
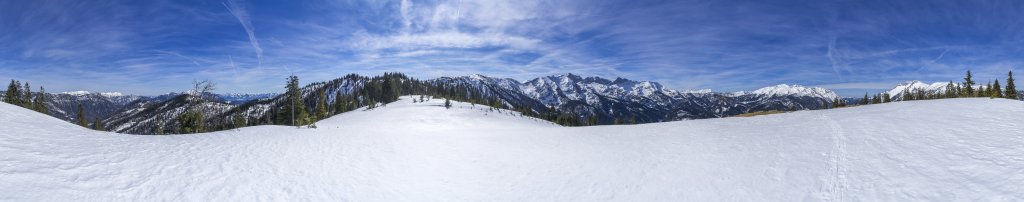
left=1, top=97, right=1023, bottom=201
left=822, top=114, right=847, bottom=202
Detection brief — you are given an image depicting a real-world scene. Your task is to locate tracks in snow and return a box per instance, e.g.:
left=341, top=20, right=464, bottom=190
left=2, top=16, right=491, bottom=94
left=822, top=114, right=849, bottom=202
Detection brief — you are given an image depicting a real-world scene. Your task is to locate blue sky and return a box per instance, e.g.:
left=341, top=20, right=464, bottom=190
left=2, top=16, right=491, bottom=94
left=1, top=0, right=1022, bottom=96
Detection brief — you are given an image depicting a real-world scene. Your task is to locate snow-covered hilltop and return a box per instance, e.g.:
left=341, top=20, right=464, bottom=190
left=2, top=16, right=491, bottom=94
left=1, top=97, right=1021, bottom=201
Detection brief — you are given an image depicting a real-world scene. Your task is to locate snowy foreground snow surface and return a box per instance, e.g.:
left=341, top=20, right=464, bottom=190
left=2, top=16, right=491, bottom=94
left=1, top=97, right=1023, bottom=201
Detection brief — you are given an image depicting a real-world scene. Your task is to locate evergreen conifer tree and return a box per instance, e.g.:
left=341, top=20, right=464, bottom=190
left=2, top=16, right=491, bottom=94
left=962, top=70, right=975, bottom=96
left=177, top=111, right=204, bottom=133
left=76, top=103, right=87, bottom=127
left=284, top=75, right=309, bottom=126
left=861, top=93, right=869, bottom=105
left=92, top=117, right=103, bottom=131
left=984, top=82, right=993, bottom=97
left=315, top=90, right=328, bottom=120
left=22, top=82, right=32, bottom=109
left=1005, top=71, right=1017, bottom=99
left=233, top=113, right=245, bottom=129
left=334, top=91, right=346, bottom=114
left=34, top=86, right=49, bottom=114
left=4, top=80, right=19, bottom=105
left=992, top=80, right=1002, bottom=98
left=945, top=81, right=957, bottom=98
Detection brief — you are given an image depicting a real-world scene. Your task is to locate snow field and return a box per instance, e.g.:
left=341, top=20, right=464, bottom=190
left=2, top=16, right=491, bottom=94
left=1, top=97, right=1022, bottom=201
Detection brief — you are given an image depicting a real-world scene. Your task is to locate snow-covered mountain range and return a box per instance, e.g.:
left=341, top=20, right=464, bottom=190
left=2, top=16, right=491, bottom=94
left=8, top=73, right=1021, bottom=135
left=433, top=74, right=840, bottom=122
left=9, top=91, right=277, bottom=130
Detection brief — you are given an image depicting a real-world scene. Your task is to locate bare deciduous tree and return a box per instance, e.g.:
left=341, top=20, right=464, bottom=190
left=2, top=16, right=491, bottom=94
left=191, top=79, right=217, bottom=100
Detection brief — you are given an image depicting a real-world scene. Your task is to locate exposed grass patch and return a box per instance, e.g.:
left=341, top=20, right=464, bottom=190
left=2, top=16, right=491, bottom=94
left=733, top=110, right=787, bottom=117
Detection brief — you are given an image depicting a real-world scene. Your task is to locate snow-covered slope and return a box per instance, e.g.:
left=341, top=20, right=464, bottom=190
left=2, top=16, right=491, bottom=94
left=1, top=97, right=1022, bottom=201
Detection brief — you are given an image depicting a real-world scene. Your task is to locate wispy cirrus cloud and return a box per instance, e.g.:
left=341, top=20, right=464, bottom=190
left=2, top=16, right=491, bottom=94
left=1, top=0, right=1023, bottom=96
left=223, top=0, right=262, bottom=68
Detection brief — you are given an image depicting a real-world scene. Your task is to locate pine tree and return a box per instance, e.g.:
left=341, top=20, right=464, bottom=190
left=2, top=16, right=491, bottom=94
left=34, top=86, right=49, bottom=114
left=861, top=93, right=869, bottom=105
left=92, top=117, right=105, bottom=131
left=586, top=115, right=598, bottom=126
left=945, top=81, right=957, bottom=98
left=334, top=91, right=347, bottom=115
left=1006, top=70, right=1017, bottom=99
left=22, top=82, right=32, bottom=109
left=233, top=112, right=246, bottom=129
left=992, top=80, right=1002, bottom=98
left=315, top=90, right=328, bottom=120
left=177, top=111, right=204, bottom=133
left=4, top=80, right=19, bottom=105
left=284, top=75, right=309, bottom=126
left=962, top=70, right=975, bottom=97
left=882, top=93, right=891, bottom=103
left=984, top=82, right=993, bottom=98
left=76, top=103, right=87, bottom=127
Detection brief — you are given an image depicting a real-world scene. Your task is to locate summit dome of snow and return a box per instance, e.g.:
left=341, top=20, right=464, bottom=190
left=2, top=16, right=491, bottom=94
left=59, top=90, right=92, bottom=96
left=683, top=89, right=713, bottom=94
left=58, top=91, right=126, bottom=97
left=99, top=92, right=124, bottom=97
left=2, top=97, right=1023, bottom=201
left=752, top=84, right=840, bottom=100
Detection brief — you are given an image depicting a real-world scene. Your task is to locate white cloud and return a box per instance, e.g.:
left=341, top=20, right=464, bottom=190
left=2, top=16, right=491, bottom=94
left=349, top=31, right=541, bottom=51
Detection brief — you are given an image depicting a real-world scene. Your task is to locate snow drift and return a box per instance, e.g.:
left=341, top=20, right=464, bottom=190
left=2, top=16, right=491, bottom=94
left=1, top=97, right=1022, bottom=201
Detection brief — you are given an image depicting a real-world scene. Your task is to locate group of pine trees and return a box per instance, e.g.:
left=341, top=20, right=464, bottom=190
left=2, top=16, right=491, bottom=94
left=4, top=79, right=50, bottom=114
left=852, top=70, right=1018, bottom=105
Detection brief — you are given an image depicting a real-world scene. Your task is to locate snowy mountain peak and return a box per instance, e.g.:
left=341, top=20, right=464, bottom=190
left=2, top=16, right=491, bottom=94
left=752, top=84, right=840, bottom=100
left=60, top=91, right=92, bottom=96
left=59, top=91, right=126, bottom=97
left=684, top=89, right=713, bottom=94
left=99, top=92, right=124, bottom=97
left=468, top=73, right=489, bottom=80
